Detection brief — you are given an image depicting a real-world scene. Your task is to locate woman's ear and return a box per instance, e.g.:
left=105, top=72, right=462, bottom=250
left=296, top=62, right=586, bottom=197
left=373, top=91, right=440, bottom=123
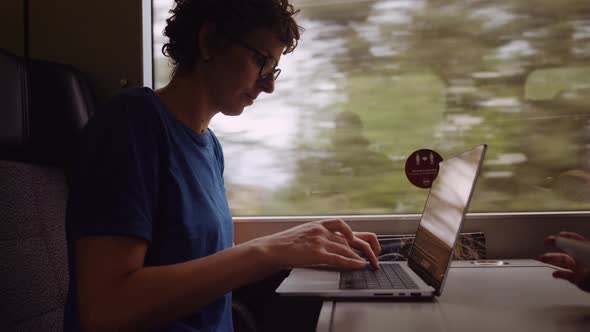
left=198, top=21, right=220, bottom=62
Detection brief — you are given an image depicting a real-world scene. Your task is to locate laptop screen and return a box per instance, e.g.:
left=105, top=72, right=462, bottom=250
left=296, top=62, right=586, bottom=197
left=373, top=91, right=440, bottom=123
left=408, top=144, right=487, bottom=295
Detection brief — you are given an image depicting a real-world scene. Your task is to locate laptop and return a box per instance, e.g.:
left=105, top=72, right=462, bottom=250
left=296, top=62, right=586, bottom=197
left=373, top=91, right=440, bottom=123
left=276, top=144, right=487, bottom=299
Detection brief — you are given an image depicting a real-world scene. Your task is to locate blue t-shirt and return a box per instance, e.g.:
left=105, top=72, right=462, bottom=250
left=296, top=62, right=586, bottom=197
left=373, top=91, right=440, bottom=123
left=64, top=87, right=234, bottom=331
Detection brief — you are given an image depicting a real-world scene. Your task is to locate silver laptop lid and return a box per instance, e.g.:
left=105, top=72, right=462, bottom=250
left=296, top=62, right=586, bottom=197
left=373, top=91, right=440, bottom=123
left=408, top=144, right=487, bottom=296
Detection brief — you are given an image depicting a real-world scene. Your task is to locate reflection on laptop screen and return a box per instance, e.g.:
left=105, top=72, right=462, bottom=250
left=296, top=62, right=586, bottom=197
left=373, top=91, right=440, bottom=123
left=409, top=145, right=485, bottom=288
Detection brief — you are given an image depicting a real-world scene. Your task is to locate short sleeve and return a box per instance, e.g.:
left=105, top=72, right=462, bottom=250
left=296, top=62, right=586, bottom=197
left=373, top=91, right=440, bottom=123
left=66, top=94, right=163, bottom=243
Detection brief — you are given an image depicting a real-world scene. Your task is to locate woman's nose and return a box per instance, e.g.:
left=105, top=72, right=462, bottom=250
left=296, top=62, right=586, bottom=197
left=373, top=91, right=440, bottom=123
left=258, top=76, right=275, bottom=94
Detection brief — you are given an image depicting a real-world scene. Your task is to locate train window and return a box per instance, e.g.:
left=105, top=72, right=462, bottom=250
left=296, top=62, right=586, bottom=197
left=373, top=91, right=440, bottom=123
left=152, top=0, right=590, bottom=216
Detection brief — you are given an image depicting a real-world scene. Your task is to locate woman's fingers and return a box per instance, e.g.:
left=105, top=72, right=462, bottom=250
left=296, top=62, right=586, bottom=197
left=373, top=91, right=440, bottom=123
left=545, top=232, right=587, bottom=248
left=540, top=232, right=590, bottom=292
left=558, top=231, right=587, bottom=242
left=544, top=235, right=557, bottom=248
left=553, top=269, right=575, bottom=282
left=324, top=229, right=352, bottom=248
left=311, top=219, right=382, bottom=269
left=322, top=239, right=365, bottom=262
left=318, top=219, right=356, bottom=242
left=573, top=268, right=590, bottom=292
left=539, top=252, right=577, bottom=270
left=323, top=253, right=368, bottom=270
left=350, top=237, right=379, bottom=269
left=354, top=232, right=382, bottom=256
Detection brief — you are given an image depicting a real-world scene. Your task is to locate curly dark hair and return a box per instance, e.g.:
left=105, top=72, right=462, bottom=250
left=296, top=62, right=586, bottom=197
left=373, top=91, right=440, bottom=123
left=162, top=0, right=303, bottom=76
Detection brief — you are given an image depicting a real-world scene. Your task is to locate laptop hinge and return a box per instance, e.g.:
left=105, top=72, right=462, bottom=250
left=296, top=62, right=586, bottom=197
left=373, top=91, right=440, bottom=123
left=408, top=257, right=442, bottom=294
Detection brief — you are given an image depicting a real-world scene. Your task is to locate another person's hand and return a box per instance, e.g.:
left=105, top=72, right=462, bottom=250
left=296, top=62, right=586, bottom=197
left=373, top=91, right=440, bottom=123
left=250, top=219, right=381, bottom=271
left=538, top=231, right=590, bottom=293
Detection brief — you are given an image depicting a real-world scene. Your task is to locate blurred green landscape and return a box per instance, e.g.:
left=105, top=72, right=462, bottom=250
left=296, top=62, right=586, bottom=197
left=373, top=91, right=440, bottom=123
left=154, top=0, right=590, bottom=216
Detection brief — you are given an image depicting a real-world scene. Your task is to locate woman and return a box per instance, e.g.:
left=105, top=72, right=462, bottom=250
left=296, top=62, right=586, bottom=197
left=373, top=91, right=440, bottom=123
left=64, top=0, right=381, bottom=331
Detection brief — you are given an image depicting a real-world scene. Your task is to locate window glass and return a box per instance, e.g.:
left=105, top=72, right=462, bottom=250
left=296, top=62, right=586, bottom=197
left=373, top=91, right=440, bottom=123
left=153, top=0, right=590, bottom=216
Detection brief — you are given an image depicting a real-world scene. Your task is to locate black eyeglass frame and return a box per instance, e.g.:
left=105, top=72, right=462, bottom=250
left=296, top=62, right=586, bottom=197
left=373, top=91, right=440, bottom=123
left=231, top=38, right=281, bottom=81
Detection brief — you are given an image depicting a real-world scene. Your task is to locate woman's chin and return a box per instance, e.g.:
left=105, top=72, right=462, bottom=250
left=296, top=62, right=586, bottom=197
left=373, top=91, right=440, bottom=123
left=221, top=107, right=245, bottom=117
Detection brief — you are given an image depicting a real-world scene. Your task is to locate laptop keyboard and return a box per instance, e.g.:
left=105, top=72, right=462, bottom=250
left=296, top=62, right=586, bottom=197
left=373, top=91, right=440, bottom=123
left=339, top=264, right=418, bottom=289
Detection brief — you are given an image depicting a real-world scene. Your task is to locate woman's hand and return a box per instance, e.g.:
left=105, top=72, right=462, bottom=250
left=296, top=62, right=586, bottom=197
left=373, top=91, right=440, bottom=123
left=538, top=231, right=590, bottom=293
left=250, top=219, right=381, bottom=271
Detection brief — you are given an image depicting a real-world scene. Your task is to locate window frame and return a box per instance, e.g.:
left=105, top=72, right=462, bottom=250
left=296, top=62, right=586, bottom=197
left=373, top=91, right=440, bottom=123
left=142, top=0, right=153, bottom=88
left=145, top=1, right=590, bottom=256
left=234, top=212, right=590, bottom=258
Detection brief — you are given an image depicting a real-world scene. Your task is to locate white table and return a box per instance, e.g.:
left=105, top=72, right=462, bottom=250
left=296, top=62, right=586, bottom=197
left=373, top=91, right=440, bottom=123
left=316, top=260, right=590, bottom=332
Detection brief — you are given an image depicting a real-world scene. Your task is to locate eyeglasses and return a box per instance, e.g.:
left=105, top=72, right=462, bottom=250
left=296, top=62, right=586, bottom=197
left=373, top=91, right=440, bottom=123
left=231, top=39, right=281, bottom=81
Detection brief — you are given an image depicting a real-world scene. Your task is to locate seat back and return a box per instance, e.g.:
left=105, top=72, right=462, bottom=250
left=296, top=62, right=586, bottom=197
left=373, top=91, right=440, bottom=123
left=0, top=49, right=94, bottom=331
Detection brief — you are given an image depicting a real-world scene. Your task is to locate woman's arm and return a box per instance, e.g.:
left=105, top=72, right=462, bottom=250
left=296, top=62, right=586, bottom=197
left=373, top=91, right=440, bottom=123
left=76, top=235, right=271, bottom=331
left=76, top=219, right=380, bottom=331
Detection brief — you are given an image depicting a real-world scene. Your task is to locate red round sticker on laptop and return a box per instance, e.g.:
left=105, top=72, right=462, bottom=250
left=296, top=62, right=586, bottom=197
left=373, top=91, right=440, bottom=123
left=405, top=149, right=443, bottom=189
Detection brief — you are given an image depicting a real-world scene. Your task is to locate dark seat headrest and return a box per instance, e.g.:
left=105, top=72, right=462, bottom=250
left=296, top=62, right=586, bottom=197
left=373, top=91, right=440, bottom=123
left=0, top=49, right=95, bottom=168
left=0, top=49, right=28, bottom=150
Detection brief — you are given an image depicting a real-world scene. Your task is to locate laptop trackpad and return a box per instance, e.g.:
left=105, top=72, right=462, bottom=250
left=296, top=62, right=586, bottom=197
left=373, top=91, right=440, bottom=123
left=282, top=268, right=340, bottom=291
